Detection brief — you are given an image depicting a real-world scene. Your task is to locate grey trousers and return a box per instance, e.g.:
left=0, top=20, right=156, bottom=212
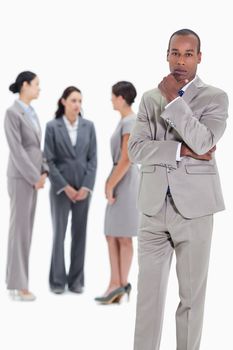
left=134, top=195, right=213, bottom=350
left=49, top=189, right=90, bottom=290
left=6, top=178, right=37, bottom=290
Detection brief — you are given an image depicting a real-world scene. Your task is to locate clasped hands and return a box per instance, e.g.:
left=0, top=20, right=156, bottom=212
left=64, top=185, right=89, bottom=202
left=34, top=173, right=47, bottom=190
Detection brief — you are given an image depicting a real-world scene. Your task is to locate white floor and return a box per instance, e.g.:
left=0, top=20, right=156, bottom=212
left=0, top=2, right=232, bottom=348
left=0, top=188, right=232, bottom=350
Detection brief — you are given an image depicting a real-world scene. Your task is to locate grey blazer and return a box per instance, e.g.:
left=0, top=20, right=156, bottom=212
left=128, top=76, right=228, bottom=219
left=44, top=116, right=97, bottom=193
left=4, top=101, right=48, bottom=186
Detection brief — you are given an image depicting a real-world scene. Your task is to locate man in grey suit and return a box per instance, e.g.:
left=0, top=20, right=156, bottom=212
left=128, top=29, right=228, bottom=350
left=44, top=86, right=97, bottom=294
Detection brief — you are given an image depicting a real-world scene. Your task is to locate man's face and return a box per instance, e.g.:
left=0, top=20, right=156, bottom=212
left=167, top=34, right=202, bottom=82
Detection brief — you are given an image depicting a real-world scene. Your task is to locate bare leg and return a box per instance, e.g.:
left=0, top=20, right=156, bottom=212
left=118, top=237, right=133, bottom=286
left=103, top=235, right=121, bottom=295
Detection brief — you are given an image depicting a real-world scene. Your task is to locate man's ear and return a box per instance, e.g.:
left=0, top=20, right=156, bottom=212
left=197, top=52, right=202, bottom=64
left=166, top=50, right=169, bottom=62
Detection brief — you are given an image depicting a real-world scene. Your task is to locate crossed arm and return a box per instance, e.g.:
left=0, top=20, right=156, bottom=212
left=129, top=79, right=228, bottom=166
left=181, top=143, right=216, bottom=160
left=159, top=73, right=227, bottom=158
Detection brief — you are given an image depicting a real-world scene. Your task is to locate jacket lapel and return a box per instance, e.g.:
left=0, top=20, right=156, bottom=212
left=33, top=113, right=42, bottom=141
left=182, top=76, right=205, bottom=105
left=13, top=101, right=41, bottom=144
left=74, top=117, right=86, bottom=153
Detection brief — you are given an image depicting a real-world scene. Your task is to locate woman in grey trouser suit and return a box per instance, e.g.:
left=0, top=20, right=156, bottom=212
left=4, top=71, right=48, bottom=301
left=44, top=86, right=97, bottom=294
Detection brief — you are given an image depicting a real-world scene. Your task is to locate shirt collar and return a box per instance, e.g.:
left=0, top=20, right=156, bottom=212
left=63, top=115, right=79, bottom=128
left=181, top=76, right=197, bottom=92
left=17, top=99, right=31, bottom=112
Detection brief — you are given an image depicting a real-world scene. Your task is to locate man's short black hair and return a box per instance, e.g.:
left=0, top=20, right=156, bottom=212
left=167, top=29, right=201, bottom=54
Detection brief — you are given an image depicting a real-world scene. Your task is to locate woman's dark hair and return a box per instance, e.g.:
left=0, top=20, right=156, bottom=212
left=9, top=71, right=37, bottom=94
left=55, top=86, right=82, bottom=119
left=112, top=81, right=137, bottom=106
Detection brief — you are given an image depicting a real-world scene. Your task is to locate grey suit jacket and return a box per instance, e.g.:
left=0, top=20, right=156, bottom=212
left=44, top=116, right=97, bottom=193
left=128, top=76, right=228, bottom=219
left=4, top=101, right=48, bottom=186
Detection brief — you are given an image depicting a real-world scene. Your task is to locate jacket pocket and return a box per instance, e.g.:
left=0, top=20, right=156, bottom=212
left=140, top=165, right=156, bottom=173
left=185, top=164, right=216, bottom=174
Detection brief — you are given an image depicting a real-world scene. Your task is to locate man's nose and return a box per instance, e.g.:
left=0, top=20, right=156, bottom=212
left=177, top=55, right=185, bottom=65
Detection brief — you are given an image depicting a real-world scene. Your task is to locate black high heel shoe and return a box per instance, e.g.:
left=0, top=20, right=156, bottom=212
left=124, top=283, right=132, bottom=301
left=95, top=286, right=125, bottom=304
left=111, top=283, right=132, bottom=303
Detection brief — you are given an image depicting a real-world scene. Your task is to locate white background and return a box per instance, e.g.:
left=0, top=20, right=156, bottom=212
left=0, top=1, right=232, bottom=349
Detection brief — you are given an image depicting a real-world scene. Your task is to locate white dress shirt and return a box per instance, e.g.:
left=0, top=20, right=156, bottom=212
left=63, top=115, right=79, bottom=146
left=57, top=115, right=91, bottom=195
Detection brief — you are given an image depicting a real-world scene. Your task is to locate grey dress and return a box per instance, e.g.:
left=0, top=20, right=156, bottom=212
left=104, top=114, right=139, bottom=237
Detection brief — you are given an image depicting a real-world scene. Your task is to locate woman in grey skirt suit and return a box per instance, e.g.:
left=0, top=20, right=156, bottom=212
left=95, top=81, right=139, bottom=304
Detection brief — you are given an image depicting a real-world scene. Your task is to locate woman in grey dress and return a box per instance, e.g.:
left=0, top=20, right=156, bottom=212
left=95, top=81, right=139, bottom=304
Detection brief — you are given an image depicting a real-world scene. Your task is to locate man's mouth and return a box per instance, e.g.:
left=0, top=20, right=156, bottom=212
left=173, top=69, right=187, bottom=76
left=173, top=69, right=188, bottom=81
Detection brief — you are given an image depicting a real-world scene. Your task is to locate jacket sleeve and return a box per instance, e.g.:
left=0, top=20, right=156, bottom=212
left=43, top=123, right=68, bottom=192
left=81, top=122, right=97, bottom=190
left=160, top=91, right=228, bottom=155
left=128, top=93, right=179, bottom=168
left=41, top=155, right=50, bottom=175
left=4, top=110, right=41, bottom=186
